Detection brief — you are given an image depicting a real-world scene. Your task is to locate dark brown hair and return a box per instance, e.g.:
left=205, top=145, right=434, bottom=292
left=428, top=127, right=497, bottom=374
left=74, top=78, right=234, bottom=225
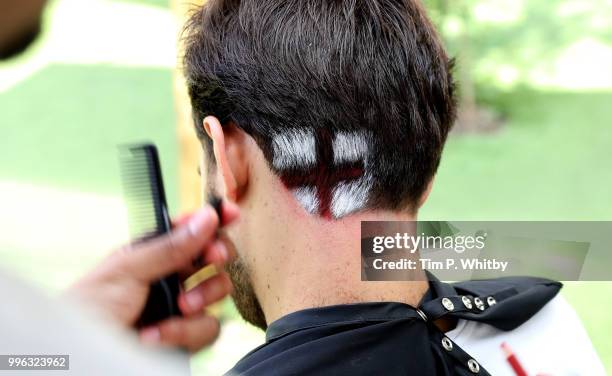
left=183, top=0, right=456, bottom=213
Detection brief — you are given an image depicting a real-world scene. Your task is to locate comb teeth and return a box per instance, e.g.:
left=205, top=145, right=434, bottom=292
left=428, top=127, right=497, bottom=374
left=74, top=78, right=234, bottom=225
left=119, top=144, right=170, bottom=240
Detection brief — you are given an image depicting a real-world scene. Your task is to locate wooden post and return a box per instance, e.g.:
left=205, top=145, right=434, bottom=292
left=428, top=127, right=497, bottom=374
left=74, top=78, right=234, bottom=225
left=172, top=0, right=206, bottom=213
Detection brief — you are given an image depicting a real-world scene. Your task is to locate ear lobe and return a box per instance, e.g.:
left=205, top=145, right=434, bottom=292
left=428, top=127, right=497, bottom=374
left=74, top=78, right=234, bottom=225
left=202, top=116, right=240, bottom=201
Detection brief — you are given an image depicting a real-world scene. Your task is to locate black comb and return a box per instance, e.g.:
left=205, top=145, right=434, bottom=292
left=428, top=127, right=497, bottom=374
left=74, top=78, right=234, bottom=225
left=119, top=143, right=182, bottom=327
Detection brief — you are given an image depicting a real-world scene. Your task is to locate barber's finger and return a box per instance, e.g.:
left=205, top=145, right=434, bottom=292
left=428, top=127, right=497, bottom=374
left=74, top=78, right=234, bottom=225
left=220, top=200, right=240, bottom=225
left=178, top=272, right=232, bottom=316
left=178, top=201, right=238, bottom=274
left=125, top=206, right=219, bottom=281
left=176, top=199, right=239, bottom=228
left=172, top=212, right=193, bottom=227
left=177, top=239, right=230, bottom=279
left=140, top=315, right=221, bottom=353
left=204, top=238, right=232, bottom=265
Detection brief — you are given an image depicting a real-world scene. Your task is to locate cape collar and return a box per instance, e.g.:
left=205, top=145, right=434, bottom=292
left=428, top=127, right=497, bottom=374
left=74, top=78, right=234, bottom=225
left=266, top=273, right=561, bottom=341
left=266, top=272, right=450, bottom=342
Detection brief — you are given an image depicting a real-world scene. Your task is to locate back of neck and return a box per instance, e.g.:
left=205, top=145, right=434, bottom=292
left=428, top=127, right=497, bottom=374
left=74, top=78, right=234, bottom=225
left=254, top=209, right=429, bottom=325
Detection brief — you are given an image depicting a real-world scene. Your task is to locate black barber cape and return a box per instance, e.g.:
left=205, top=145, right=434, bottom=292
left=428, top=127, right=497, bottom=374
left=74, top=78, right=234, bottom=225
left=227, top=275, right=561, bottom=375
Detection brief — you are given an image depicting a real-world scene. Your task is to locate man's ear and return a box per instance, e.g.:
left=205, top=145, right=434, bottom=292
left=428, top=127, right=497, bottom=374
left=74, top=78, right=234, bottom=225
left=418, top=177, right=435, bottom=209
left=202, top=116, right=249, bottom=201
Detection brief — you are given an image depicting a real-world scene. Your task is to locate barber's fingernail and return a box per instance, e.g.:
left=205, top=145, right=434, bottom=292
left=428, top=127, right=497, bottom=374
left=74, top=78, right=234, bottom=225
left=188, top=207, right=214, bottom=236
left=140, top=327, right=160, bottom=343
left=185, top=290, right=204, bottom=310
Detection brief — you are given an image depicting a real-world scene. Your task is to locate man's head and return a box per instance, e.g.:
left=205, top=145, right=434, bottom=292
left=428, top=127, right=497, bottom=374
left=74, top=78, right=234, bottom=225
left=183, top=0, right=455, bottom=329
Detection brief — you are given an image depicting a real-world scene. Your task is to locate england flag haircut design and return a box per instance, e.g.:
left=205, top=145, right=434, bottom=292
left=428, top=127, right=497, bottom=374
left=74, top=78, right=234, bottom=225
left=272, top=129, right=317, bottom=171
left=272, top=128, right=372, bottom=219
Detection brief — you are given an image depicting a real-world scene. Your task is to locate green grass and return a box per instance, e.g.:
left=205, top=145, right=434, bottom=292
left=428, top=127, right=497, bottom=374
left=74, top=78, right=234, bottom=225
left=0, top=64, right=179, bottom=207
left=114, top=0, right=170, bottom=8
left=423, top=88, right=612, bottom=221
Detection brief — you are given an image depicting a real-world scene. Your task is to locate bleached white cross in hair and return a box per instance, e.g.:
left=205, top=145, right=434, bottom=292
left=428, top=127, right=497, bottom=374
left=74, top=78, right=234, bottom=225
left=272, top=127, right=373, bottom=219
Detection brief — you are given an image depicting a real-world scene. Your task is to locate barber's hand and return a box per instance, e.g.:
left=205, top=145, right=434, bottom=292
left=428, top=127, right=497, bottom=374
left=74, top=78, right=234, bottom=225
left=67, top=201, right=239, bottom=353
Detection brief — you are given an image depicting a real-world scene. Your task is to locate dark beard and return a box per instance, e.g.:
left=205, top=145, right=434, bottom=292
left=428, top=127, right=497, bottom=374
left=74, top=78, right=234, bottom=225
left=225, top=255, right=268, bottom=330
left=205, top=184, right=267, bottom=329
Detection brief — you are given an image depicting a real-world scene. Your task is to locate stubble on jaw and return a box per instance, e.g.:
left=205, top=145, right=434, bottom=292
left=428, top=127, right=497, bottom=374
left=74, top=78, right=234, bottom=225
left=225, top=250, right=268, bottom=330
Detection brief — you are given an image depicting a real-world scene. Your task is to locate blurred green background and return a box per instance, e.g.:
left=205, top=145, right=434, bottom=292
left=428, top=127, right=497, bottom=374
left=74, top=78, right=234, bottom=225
left=0, top=0, right=610, bottom=374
